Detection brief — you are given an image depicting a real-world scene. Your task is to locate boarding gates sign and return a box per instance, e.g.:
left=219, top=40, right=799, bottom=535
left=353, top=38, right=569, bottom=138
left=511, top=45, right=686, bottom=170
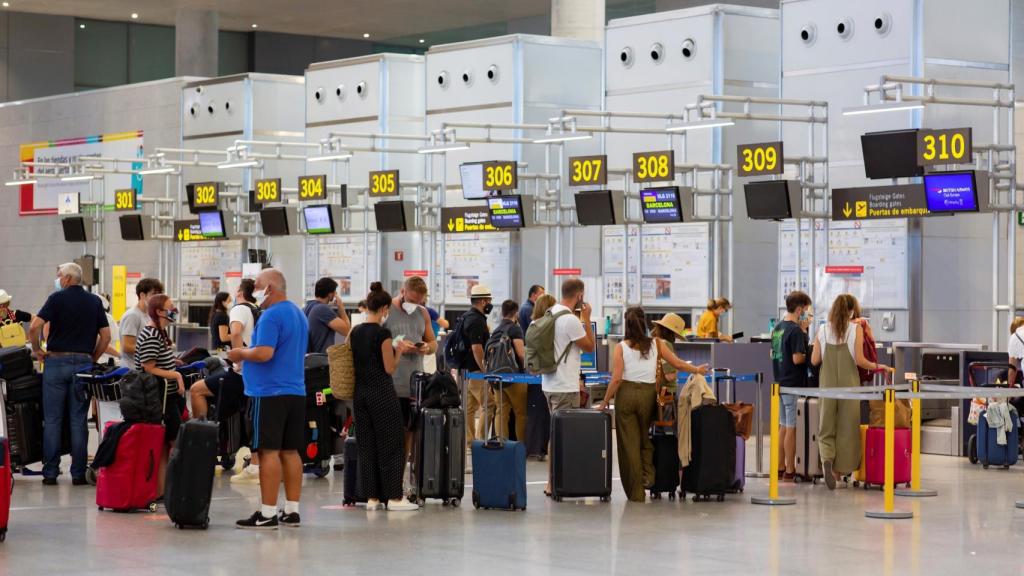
left=831, top=184, right=929, bottom=221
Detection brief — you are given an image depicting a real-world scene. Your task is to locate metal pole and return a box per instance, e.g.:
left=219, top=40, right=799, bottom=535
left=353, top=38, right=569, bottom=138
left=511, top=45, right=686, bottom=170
left=751, top=383, right=795, bottom=506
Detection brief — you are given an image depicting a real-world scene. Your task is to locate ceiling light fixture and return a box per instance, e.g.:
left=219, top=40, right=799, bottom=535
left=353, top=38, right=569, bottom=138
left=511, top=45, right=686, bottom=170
left=2, top=3, right=10, bottom=8
left=4, top=178, right=35, bottom=186
left=306, top=153, right=354, bottom=163
left=60, top=174, right=95, bottom=182
left=79, top=24, right=85, bottom=29
left=363, top=33, right=370, bottom=38
left=216, top=159, right=261, bottom=170
left=130, top=13, right=138, bottom=19
left=136, top=166, right=176, bottom=176
left=665, top=117, right=735, bottom=132
left=419, top=39, right=425, bottom=44
left=251, top=24, right=258, bottom=29
left=533, top=133, right=593, bottom=144
left=416, top=143, right=471, bottom=155
left=842, top=100, right=925, bottom=116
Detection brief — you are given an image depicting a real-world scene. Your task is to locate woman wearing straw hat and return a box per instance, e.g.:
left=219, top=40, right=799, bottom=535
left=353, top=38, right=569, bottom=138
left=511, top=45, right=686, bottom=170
left=599, top=309, right=707, bottom=502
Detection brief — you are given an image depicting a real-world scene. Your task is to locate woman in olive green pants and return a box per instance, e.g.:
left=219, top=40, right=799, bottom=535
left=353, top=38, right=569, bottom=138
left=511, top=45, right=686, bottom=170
left=811, top=295, right=892, bottom=489
left=599, top=308, right=707, bottom=502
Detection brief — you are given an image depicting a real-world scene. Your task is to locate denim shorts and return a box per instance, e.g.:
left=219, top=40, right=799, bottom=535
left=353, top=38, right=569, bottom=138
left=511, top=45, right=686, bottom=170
left=780, top=393, right=798, bottom=427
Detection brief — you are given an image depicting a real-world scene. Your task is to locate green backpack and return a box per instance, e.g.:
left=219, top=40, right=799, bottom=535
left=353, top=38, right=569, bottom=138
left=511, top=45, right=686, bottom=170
left=524, top=309, right=574, bottom=375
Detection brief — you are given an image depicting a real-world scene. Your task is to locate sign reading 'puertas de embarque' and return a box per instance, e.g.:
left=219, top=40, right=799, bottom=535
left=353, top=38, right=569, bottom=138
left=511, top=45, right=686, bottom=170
left=831, top=184, right=929, bottom=221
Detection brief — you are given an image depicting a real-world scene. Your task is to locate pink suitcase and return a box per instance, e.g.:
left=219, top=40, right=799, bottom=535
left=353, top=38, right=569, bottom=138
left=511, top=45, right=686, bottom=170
left=861, top=427, right=911, bottom=489
left=96, top=423, right=164, bottom=512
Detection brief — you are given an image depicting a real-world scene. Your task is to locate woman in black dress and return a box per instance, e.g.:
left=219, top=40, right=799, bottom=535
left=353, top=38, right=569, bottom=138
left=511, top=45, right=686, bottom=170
left=349, top=283, right=419, bottom=511
left=208, top=291, right=231, bottom=350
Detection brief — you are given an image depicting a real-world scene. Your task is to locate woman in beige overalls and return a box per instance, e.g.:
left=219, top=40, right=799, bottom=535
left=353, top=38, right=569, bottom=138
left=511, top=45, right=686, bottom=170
left=810, top=294, right=892, bottom=489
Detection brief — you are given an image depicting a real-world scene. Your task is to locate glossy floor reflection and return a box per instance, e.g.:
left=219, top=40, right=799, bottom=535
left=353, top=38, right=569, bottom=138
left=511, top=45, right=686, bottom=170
left=1, top=444, right=1022, bottom=575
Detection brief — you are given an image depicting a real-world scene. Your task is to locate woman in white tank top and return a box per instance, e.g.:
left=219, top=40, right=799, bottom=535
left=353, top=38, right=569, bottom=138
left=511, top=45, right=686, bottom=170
left=599, top=307, right=708, bottom=502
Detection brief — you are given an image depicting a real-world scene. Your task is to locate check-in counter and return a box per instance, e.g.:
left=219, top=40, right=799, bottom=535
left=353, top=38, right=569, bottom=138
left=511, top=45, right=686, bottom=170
left=173, top=325, right=210, bottom=354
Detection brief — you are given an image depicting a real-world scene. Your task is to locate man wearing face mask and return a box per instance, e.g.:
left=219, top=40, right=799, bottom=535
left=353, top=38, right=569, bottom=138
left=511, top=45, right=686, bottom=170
left=383, top=276, right=437, bottom=467
left=119, top=278, right=164, bottom=369
left=460, top=284, right=496, bottom=449
left=304, top=277, right=352, bottom=354
left=29, top=263, right=111, bottom=485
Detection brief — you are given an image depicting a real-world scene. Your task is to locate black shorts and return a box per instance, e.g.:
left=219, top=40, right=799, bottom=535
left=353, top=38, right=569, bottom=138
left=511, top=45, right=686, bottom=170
left=398, top=397, right=416, bottom=431
left=250, top=395, right=305, bottom=452
left=202, top=367, right=229, bottom=398
left=164, top=393, right=185, bottom=444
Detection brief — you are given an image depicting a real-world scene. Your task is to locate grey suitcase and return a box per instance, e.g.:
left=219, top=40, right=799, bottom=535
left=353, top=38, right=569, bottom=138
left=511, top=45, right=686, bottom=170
left=795, top=397, right=823, bottom=483
left=550, top=409, right=613, bottom=501
left=411, top=407, right=465, bottom=505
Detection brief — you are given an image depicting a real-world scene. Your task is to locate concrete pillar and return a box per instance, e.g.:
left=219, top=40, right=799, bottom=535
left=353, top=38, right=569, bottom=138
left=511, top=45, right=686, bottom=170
left=551, top=0, right=604, bottom=42
left=175, top=9, right=218, bottom=77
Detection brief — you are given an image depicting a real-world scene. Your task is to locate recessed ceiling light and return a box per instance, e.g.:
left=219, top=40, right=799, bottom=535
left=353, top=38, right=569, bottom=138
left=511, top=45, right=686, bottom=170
left=79, top=23, right=85, bottom=29
left=130, top=13, right=138, bottom=19
left=419, top=39, right=425, bottom=43
left=251, top=23, right=258, bottom=28
left=363, top=33, right=370, bottom=38
left=2, top=3, right=9, bottom=8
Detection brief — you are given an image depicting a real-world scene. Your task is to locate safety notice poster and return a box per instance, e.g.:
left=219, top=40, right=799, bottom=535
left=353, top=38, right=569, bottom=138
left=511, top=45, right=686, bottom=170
left=440, top=232, right=511, bottom=306
left=304, top=234, right=378, bottom=303
left=639, top=223, right=710, bottom=307
left=179, top=240, right=243, bottom=300
left=602, top=225, right=640, bottom=306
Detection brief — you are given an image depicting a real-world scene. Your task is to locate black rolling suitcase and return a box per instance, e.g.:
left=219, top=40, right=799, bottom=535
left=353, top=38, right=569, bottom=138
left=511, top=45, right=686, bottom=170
left=6, top=401, right=42, bottom=466
left=342, top=436, right=365, bottom=505
left=650, top=430, right=680, bottom=500
left=4, top=374, right=41, bottom=404
left=303, top=354, right=333, bottom=477
left=526, top=385, right=550, bottom=458
left=0, top=347, right=32, bottom=381
left=411, top=407, right=465, bottom=505
left=550, top=409, right=613, bottom=502
left=682, top=404, right=736, bottom=502
left=165, top=419, right=218, bottom=529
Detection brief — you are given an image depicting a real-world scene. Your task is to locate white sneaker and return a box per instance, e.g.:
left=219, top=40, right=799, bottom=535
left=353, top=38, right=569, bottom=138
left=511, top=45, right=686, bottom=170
left=387, top=499, right=420, bottom=512
left=230, top=466, right=261, bottom=484
left=366, top=499, right=383, bottom=511
left=234, top=447, right=252, bottom=473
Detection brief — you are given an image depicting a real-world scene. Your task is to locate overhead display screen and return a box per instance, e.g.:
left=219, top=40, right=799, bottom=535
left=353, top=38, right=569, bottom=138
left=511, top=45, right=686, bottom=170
left=575, top=190, right=618, bottom=226
left=487, top=195, right=524, bottom=229
left=640, top=187, right=683, bottom=223
left=745, top=180, right=794, bottom=220
left=198, top=210, right=226, bottom=238
left=303, top=205, right=334, bottom=234
left=861, top=129, right=924, bottom=180
left=259, top=207, right=291, bottom=236
left=119, top=214, right=145, bottom=241
left=923, top=171, right=979, bottom=213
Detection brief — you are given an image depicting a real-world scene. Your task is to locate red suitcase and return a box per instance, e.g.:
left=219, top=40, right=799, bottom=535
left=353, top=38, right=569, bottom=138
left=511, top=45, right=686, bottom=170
left=861, top=426, right=911, bottom=489
left=0, top=437, right=10, bottom=541
left=96, top=423, right=164, bottom=512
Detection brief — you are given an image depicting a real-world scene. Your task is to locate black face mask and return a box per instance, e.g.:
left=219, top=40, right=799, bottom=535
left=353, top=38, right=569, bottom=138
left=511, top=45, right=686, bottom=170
left=482, top=302, right=494, bottom=315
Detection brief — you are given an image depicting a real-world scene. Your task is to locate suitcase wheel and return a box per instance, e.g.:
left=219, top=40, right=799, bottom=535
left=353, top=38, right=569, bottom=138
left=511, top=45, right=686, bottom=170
left=852, top=480, right=860, bottom=488
left=448, top=498, right=461, bottom=507
left=148, top=502, right=158, bottom=513
left=0, top=528, right=6, bottom=542
left=201, top=518, right=209, bottom=529
left=968, top=435, right=978, bottom=464
left=553, top=495, right=563, bottom=502
left=600, top=495, right=610, bottom=503
left=717, top=494, right=725, bottom=502
left=97, top=506, right=103, bottom=511
left=983, top=464, right=990, bottom=469
left=176, top=523, right=184, bottom=530
left=650, top=491, right=662, bottom=500
left=472, top=491, right=480, bottom=509
left=668, top=492, right=676, bottom=501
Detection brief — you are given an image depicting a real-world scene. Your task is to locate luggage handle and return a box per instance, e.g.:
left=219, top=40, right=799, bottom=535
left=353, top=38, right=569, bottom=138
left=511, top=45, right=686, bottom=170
left=483, top=374, right=505, bottom=443
left=145, top=449, right=155, bottom=483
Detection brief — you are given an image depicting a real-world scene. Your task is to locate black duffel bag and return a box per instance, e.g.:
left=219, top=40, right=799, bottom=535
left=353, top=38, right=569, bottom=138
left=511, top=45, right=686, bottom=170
left=118, top=371, right=165, bottom=424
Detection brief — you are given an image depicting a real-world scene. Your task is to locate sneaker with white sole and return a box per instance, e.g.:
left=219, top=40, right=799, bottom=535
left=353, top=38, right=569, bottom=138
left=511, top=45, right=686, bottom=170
left=386, top=499, right=420, bottom=512
left=230, top=466, right=261, bottom=484
left=822, top=460, right=836, bottom=490
left=366, top=499, right=383, bottom=511
left=236, top=511, right=278, bottom=530
left=278, top=511, right=301, bottom=528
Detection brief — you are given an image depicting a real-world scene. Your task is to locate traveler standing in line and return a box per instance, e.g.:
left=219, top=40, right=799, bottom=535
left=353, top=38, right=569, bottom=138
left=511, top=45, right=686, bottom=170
left=97, top=295, right=121, bottom=365
left=525, top=293, right=558, bottom=461
left=383, top=276, right=437, bottom=466
left=348, top=283, right=419, bottom=512
left=810, top=294, right=891, bottom=490
left=696, top=297, right=733, bottom=341
left=119, top=278, right=164, bottom=368
left=228, top=278, right=263, bottom=483
left=532, top=294, right=556, bottom=321
left=770, top=291, right=812, bottom=482
left=488, top=300, right=527, bottom=441
left=599, top=307, right=707, bottom=502
left=134, top=294, right=185, bottom=498
left=304, top=277, right=352, bottom=354
left=229, top=269, right=310, bottom=529
left=519, top=285, right=545, bottom=332
left=29, top=263, right=111, bottom=485
left=541, top=279, right=595, bottom=497
left=209, top=291, right=232, bottom=351
left=1008, top=316, right=1024, bottom=385
left=461, top=285, right=495, bottom=448
left=0, top=289, right=33, bottom=329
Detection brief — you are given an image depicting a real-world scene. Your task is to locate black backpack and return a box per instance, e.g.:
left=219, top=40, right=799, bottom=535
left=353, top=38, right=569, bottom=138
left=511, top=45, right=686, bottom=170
left=443, top=313, right=472, bottom=370
left=118, top=371, right=165, bottom=424
left=485, top=322, right=519, bottom=375
left=422, top=372, right=461, bottom=409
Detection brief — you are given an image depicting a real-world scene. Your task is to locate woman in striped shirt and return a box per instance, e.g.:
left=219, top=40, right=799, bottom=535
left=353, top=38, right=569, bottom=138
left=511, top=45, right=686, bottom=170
left=134, top=293, right=184, bottom=498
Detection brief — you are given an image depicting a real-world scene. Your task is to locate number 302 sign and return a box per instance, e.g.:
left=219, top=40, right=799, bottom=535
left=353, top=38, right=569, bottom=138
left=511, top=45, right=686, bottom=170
left=736, top=142, right=783, bottom=177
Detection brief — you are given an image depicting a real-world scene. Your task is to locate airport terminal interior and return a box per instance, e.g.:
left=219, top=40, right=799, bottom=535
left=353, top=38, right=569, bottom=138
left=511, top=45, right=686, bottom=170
left=3, top=0, right=1024, bottom=574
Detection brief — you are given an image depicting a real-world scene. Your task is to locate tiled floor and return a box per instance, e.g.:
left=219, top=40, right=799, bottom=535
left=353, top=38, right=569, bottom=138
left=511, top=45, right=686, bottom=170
left=2, top=446, right=1023, bottom=575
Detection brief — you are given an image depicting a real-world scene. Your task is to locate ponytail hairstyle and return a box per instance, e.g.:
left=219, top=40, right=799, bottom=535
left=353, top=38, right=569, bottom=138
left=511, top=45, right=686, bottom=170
left=707, top=297, right=731, bottom=311
left=238, top=278, right=256, bottom=304
left=828, top=294, right=858, bottom=343
left=623, top=307, right=653, bottom=358
left=366, top=282, right=392, bottom=313
left=147, top=294, right=174, bottom=347
left=210, top=291, right=230, bottom=324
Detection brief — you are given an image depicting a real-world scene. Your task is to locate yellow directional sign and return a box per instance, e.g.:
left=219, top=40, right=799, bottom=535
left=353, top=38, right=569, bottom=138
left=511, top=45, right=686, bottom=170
left=832, top=185, right=929, bottom=221
left=441, top=206, right=497, bottom=234
left=173, top=219, right=205, bottom=242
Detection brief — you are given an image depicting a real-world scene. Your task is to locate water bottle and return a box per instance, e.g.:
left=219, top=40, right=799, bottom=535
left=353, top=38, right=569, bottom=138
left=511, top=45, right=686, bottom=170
left=768, top=318, right=776, bottom=334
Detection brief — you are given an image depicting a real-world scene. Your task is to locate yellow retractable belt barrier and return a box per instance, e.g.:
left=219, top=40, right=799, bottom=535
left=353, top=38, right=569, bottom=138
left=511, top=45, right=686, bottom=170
left=751, top=383, right=795, bottom=506
left=866, top=388, right=913, bottom=519
left=896, top=379, right=937, bottom=498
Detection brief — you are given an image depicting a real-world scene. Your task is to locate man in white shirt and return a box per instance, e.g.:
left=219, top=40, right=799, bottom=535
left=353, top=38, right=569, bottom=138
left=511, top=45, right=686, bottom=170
left=119, top=278, right=163, bottom=368
left=1008, top=317, right=1024, bottom=385
left=541, top=279, right=595, bottom=496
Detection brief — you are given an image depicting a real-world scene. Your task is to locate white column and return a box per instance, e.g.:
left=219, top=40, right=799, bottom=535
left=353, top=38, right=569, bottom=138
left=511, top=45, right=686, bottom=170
left=175, top=9, right=218, bottom=78
left=551, top=0, right=604, bottom=42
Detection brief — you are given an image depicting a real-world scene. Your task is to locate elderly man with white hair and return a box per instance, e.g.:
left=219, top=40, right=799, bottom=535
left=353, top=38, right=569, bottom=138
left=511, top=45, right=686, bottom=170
left=28, top=262, right=111, bottom=486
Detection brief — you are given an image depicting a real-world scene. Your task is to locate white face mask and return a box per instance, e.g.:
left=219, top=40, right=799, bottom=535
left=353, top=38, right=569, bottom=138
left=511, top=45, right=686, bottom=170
left=253, top=288, right=268, bottom=306
left=53, top=278, right=62, bottom=291
left=402, top=302, right=418, bottom=316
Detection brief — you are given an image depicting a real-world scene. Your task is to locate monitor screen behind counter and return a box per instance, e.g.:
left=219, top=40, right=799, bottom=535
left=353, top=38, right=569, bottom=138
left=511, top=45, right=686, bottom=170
left=861, top=129, right=925, bottom=180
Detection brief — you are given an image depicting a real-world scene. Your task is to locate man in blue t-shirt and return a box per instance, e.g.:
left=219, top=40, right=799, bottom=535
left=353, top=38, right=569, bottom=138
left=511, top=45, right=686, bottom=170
left=228, top=268, right=308, bottom=530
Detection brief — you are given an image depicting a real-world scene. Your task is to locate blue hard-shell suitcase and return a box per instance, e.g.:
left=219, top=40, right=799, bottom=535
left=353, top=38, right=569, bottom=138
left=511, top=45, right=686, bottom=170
left=471, top=437, right=527, bottom=510
left=976, top=408, right=1019, bottom=468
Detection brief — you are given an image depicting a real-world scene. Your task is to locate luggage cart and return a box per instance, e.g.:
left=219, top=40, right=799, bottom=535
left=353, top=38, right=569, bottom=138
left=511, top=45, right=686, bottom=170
left=76, top=365, right=130, bottom=485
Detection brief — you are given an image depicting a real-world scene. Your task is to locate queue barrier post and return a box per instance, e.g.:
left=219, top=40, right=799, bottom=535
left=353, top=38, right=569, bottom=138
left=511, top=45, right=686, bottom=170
left=751, top=383, right=795, bottom=506
left=866, top=388, right=913, bottom=519
left=896, top=379, right=937, bottom=498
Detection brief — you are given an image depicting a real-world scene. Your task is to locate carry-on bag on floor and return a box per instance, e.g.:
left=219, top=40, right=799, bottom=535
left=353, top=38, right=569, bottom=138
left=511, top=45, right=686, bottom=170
left=303, top=354, right=333, bottom=477
left=974, top=407, right=1020, bottom=469
left=681, top=404, right=735, bottom=502
left=4, top=374, right=41, bottom=404
left=794, top=397, right=823, bottom=484
left=96, top=422, right=164, bottom=512
left=165, top=419, right=218, bottom=529
left=0, top=346, right=32, bottom=381
left=731, top=435, right=746, bottom=493
left=551, top=409, right=613, bottom=502
left=855, top=425, right=868, bottom=483
left=526, top=384, right=550, bottom=458
left=857, top=426, right=911, bottom=489
left=649, top=429, right=680, bottom=500
left=342, top=436, right=365, bottom=506
left=471, top=375, right=527, bottom=510
left=411, top=407, right=465, bottom=506
left=6, top=400, right=42, bottom=466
